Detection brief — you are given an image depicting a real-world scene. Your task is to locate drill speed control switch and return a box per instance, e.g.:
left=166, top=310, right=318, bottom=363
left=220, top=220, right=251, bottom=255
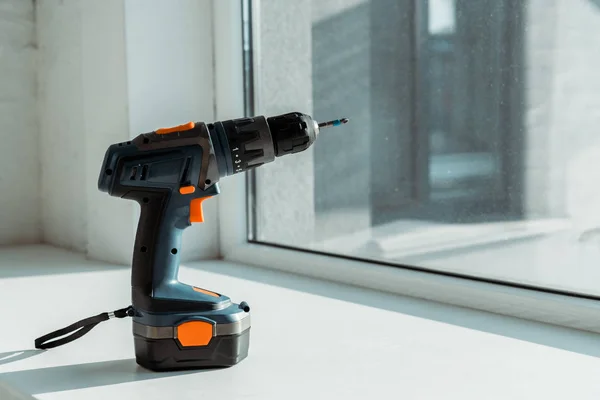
left=94, top=111, right=348, bottom=371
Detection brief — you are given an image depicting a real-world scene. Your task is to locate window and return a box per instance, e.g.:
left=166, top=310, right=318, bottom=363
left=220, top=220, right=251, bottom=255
left=244, top=0, right=600, bottom=299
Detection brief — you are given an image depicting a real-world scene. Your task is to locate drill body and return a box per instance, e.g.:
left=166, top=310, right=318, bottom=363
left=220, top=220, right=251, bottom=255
left=98, top=112, right=324, bottom=371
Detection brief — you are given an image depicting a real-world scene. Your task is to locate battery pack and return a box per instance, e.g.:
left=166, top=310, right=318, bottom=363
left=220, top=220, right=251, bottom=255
left=132, top=303, right=251, bottom=371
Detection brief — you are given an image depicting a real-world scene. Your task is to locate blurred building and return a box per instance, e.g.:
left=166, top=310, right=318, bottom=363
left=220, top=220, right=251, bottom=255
left=312, top=0, right=600, bottom=240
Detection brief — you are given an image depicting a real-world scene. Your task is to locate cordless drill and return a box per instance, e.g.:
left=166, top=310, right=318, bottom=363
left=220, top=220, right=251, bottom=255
left=97, top=112, right=347, bottom=371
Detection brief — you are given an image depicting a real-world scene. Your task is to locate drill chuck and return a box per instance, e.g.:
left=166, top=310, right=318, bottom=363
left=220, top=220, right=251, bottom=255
left=267, top=112, right=320, bottom=156
left=213, top=116, right=276, bottom=175
left=208, top=111, right=321, bottom=177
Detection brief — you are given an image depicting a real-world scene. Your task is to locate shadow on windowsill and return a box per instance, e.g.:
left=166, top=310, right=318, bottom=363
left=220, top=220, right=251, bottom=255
left=0, top=350, right=44, bottom=366
left=0, top=358, right=207, bottom=395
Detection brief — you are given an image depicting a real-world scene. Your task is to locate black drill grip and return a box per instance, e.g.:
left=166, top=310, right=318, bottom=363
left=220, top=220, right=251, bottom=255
left=123, top=184, right=222, bottom=313
left=124, top=188, right=170, bottom=294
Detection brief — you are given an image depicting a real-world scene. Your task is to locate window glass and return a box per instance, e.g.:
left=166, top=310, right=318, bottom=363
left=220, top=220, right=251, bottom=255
left=249, top=0, right=600, bottom=297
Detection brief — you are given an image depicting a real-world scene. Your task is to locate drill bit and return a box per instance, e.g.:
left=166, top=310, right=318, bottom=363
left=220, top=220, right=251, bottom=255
left=318, top=118, right=349, bottom=129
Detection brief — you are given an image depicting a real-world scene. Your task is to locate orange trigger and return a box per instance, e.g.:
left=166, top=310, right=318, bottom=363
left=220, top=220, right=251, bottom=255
left=190, top=197, right=211, bottom=223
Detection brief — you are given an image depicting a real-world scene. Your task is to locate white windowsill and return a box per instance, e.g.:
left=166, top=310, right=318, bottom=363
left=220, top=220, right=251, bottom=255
left=1, top=245, right=600, bottom=399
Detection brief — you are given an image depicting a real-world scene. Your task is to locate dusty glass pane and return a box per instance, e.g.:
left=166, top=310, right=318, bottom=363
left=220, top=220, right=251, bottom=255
left=251, top=0, right=600, bottom=297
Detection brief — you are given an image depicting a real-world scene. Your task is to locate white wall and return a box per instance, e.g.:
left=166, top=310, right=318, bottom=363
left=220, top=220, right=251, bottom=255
left=124, top=0, right=218, bottom=262
left=36, top=0, right=219, bottom=264
left=37, top=0, right=88, bottom=252
left=37, top=0, right=133, bottom=261
left=0, top=0, right=39, bottom=245
left=81, top=0, right=135, bottom=264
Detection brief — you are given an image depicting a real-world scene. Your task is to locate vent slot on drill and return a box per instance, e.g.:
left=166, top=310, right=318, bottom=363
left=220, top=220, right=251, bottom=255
left=140, top=165, right=148, bottom=181
left=180, top=157, right=192, bottom=185
left=130, top=166, right=138, bottom=180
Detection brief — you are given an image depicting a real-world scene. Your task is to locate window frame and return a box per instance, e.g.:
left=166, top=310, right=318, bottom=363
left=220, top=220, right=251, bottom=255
left=214, top=0, right=600, bottom=333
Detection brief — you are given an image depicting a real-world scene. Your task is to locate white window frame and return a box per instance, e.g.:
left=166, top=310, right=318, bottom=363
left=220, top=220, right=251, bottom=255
left=212, top=0, right=600, bottom=333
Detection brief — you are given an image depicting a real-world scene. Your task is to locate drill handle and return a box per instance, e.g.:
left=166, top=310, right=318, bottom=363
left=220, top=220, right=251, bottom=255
left=129, top=188, right=178, bottom=290
left=124, top=183, right=222, bottom=313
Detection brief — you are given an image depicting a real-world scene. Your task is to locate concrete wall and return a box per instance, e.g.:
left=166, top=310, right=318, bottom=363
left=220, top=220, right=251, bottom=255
left=368, top=0, right=416, bottom=223
left=311, top=0, right=415, bottom=238
left=522, top=0, right=559, bottom=218
left=550, top=0, right=600, bottom=229
left=0, top=0, right=39, bottom=245
left=524, top=0, right=600, bottom=226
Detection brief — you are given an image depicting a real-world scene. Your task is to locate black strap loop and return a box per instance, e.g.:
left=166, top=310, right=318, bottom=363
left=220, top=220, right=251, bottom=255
left=34, top=306, right=134, bottom=350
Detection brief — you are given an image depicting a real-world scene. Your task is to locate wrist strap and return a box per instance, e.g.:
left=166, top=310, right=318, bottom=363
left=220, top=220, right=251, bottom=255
left=34, top=306, right=134, bottom=350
